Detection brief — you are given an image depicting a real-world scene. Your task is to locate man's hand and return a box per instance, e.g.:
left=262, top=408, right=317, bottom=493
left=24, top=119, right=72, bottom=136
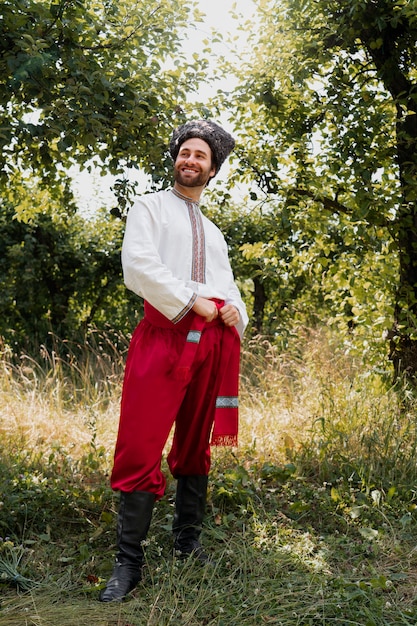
left=192, top=296, right=219, bottom=322
left=219, top=304, right=240, bottom=327
left=192, top=298, right=240, bottom=326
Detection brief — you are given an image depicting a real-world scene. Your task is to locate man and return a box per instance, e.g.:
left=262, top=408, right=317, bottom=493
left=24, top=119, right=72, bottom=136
left=99, top=119, right=248, bottom=602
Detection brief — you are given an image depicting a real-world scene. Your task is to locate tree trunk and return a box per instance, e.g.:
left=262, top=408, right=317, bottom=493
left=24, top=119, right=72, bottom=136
left=363, top=16, right=417, bottom=378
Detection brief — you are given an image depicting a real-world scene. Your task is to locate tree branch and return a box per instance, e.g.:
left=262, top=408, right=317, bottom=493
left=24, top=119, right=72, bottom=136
left=291, top=188, right=352, bottom=215
left=291, top=187, right=391, bottom=229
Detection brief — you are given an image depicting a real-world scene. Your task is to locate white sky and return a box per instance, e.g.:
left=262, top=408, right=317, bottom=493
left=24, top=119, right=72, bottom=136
left=73, top=0, right=256, bottom=213
left=194, top=0, right=255, bottom=29
left=187, top=0, right=256, bottom=68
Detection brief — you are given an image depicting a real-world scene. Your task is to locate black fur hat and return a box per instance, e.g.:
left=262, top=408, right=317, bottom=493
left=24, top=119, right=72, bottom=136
left=169, top=119, right=235, bottom=176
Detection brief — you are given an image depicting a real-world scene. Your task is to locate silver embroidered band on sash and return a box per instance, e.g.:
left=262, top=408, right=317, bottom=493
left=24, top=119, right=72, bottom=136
left=216, top=396, right=239, bottom=408
left=187, top=330, right=202, bottom=344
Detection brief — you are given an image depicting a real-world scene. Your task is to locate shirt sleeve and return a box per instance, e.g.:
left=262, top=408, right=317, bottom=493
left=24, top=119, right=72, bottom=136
left=121, top=197, right=197, bottom=322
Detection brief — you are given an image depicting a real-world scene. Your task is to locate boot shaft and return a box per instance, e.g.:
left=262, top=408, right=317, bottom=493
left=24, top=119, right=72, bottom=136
left=173, top=475, right=208, bottom=542
left=99, top=490, right=155, bottom=602
left=117, top=490, right=155, bottom=565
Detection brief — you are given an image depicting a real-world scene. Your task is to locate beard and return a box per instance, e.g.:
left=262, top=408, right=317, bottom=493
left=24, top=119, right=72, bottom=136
left=174, top=166, right=212, bottom=188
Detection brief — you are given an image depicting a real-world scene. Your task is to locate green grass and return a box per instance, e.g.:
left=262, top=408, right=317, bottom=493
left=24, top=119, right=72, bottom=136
left=1, top=328, right=417, bottom=625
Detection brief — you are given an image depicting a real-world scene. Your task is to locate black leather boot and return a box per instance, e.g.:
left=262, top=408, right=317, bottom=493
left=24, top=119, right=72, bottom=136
left=173, top=475, right=211, bottom=563
left=99, top=490, right=154, bottom=602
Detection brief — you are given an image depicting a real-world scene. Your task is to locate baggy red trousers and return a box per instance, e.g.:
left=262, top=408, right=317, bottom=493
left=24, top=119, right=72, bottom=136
left=110, top=301, right=241, bottom=499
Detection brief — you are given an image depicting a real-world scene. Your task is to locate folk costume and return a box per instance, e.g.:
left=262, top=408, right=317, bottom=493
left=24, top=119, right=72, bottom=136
left=99, top=120, right=248, bottom=603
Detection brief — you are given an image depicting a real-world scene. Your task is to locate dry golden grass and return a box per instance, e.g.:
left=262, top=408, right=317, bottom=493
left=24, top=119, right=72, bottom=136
left=0, top=374, right=119, bottom=465
left=236, top=328, right=364, bottom=461
left=0, top=328, right=341, bottom=467
left=0, top=326, right=388, bottom=467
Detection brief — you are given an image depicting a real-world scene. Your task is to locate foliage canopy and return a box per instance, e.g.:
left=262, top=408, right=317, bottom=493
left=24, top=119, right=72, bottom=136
left=0, top=0, right=205, bottom=195
left=222, top=0, right=417, bottom=375
left=0, top=0, right=207, bottom=349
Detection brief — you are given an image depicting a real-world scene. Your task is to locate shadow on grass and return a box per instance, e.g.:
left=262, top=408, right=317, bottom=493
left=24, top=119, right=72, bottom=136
left=1, top=449, right=417, bottom=625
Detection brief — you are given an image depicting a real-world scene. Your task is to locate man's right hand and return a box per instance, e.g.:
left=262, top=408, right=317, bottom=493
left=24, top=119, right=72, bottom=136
left=192, top=296, right=219, bottom=322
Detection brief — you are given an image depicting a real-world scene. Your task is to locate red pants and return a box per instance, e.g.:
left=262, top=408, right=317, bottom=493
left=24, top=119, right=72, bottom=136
left=110, top=303, right=239, bottom=499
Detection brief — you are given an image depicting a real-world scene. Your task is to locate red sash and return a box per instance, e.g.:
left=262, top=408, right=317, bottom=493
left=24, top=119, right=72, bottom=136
left=144, top=301, right=240, bottom=446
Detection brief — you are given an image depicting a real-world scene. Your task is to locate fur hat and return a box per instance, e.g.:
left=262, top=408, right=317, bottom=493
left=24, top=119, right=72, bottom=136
left=169, top=119, right=235, bottom=176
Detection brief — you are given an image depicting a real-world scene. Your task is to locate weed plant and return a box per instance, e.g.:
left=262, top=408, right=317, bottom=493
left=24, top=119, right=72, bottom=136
left=1, top=327, right=417, bottom=625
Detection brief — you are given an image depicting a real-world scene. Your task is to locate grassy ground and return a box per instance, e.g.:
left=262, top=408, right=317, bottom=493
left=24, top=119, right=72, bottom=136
left=1, top=329, right=417, bottom=625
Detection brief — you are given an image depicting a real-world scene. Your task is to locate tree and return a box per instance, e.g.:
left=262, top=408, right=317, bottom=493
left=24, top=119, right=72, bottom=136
left=0, top=179, right=141, bottom=351
left=0, top=0, right=206, bottom=200
left=225, top=0, right=417, bottom=377
left=0, top=0, right=212, bottom=352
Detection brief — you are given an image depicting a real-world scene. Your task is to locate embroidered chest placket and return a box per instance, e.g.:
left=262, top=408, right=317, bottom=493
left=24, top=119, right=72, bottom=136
left=171, top=188, right=206, bottom=284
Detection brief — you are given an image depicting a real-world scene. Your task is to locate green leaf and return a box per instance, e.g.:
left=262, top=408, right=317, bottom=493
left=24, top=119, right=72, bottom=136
left=358, top=527, right=378, bottom=540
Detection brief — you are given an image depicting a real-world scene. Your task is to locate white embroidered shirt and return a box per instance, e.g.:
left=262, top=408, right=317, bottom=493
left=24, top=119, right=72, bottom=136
left=122, top=188, right=248, bottom=337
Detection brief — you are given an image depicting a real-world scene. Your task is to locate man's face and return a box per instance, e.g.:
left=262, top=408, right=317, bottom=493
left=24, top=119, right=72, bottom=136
left=174, top=137, right=216, bottom=188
